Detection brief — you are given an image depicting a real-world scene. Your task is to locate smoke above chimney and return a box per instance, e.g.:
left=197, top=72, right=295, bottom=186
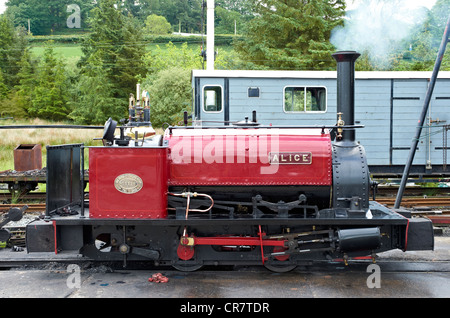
left=330, top=0, right=429, bottom=69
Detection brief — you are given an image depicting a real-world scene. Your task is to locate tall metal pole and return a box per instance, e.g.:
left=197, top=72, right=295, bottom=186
left=206, top=0, right=215, bottom=71
left=394, top=15, right=450, bottom=209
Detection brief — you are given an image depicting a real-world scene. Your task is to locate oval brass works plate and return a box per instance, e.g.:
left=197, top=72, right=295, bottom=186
left=114, top=173, right=143, bottom=194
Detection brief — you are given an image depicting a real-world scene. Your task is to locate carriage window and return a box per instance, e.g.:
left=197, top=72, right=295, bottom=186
left=203, top=86, right=222, bottom=112
left=284, top=87, right=326, bottom=112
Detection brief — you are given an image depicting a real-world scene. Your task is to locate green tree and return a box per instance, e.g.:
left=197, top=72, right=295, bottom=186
left=6, top=0, right=94, bottom=35
left=411, top=0, right=450, bottom=71
left=143, top=14, right=172, bottom=35
left=144, top=42, right=202, bottom=75
left=0, top=15, right=29, bottom=89
left=151, top=0, right=203, bottom=33
left=0, top=72, right=8, bottom=99
left=69, top=53, right=119, bottom=124
left=234, top=0, right=345, bottom=70
left=77, top=0, right=147, bottom=122
left=385, top=0, right=450, bottom=72
left=215, top=0, right=254, bottom=16
left=0, top=92, right=28, bottom=118
left=215, top=6, right=242, bottom=34
left=28, top=44, right=69, bottom=120
left=120, top=0, right=153, bottom=21
left=0, top=44, right=34, bottom=119
left=0, top=15, right=14, bottom=91
left=426, top=0, right=450, bottom=47
left=146, top=67, right=192, bottom=128
left=15, top=49, right=37, bottom=114
left=141, top=43, right=202, bottom=127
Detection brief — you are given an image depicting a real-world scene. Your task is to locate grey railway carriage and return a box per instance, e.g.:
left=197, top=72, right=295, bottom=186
left=191, top=70, right=450, bottom=178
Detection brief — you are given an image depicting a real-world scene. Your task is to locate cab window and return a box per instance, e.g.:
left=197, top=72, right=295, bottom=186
left=203, top=86, right=223, bottom=112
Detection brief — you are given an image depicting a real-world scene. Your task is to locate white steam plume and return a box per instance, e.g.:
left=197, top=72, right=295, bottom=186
left=330, top=0, right=429, bottom=68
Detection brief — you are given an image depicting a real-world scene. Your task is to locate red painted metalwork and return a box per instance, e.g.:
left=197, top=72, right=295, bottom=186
left=259, top=225, right=265, bottom=264
left=178, top=231, right=288, bottom=263
left=165, top=128, right=332, bottom=186
left=53, top=220, right=57, bottom=255
left=332, top=256, right=374, bottom=262
left=89, top=147, right=168, bottom=219
left=182, top=235, right=286, bottom=248
left=177, top=244, right=195, bottom=260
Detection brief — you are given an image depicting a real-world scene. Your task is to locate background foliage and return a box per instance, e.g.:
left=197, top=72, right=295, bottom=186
left=0, top=0, right=449, bottom=128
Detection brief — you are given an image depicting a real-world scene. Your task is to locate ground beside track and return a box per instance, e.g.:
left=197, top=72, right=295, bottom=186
left=0, top=237, right=448, bottom=299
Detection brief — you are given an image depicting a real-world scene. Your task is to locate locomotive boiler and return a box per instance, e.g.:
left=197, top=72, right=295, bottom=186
left=25, top=51, right=434, bottom=272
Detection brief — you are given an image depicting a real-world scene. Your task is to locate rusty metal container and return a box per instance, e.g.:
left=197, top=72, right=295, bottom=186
left=14, top=144, right=42, bottom=171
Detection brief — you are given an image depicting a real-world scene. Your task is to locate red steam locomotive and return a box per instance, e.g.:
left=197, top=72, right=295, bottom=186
left=25, top=51, right=434, bottom=272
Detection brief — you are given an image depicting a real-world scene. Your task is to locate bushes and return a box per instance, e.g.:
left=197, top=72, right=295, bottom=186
left=28, top=34, right=88, bottom=44
left=143, top=15, right=172, bottom=35
left=147, top=67, right=192, bottom=129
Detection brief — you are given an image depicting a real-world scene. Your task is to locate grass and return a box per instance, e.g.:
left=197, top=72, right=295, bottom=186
left=30, top=44, right=83, bottom=70
left=30, top=42, right=233, bottom=63
left=0, top=118, right=165, bottom=171
left=0, top=118, right=103, bottom=172
left=0, top=119, right=164, bottom=198
left=30, top=43, right=197, bottom=60
left=31, top=44, right=83, bottom=59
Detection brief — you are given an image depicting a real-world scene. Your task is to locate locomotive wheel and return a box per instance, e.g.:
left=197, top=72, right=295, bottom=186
left=263, top=246, right=296, bottom=273
left=263, top=262, right=297, bottom=273
left=173, top=241, right=202, bottom=271
left=8, top=181, right=37, bottom=196
left=172, top=262, right=203, bottom=272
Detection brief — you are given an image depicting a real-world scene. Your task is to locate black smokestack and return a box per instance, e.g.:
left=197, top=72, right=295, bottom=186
left=332, top=51, right=360, bottom=143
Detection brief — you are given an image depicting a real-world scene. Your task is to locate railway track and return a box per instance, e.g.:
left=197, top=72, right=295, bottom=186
left=0, top=192, right=47, bottom=201
left=0, top=185, right=448, bottom=202
left=1, top=196, right=450, bottom=233
left=375, top=186, right=450, bottom=196
left=375, top=197, right=450, bottom=208
left=375, top=197, right=450, bottom=224
left=1, top=197, right=450, bottom=215
left=0, top=203, right=46, bottom=213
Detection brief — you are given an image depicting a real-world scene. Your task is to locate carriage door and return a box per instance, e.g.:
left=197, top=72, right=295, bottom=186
left=391, top=79, right=428, bottom=166
left=392, top=78, right=450, bottom=171
left=429, top=78, right=450, bottom=170
left=198, top=78, right=225, bottom=126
